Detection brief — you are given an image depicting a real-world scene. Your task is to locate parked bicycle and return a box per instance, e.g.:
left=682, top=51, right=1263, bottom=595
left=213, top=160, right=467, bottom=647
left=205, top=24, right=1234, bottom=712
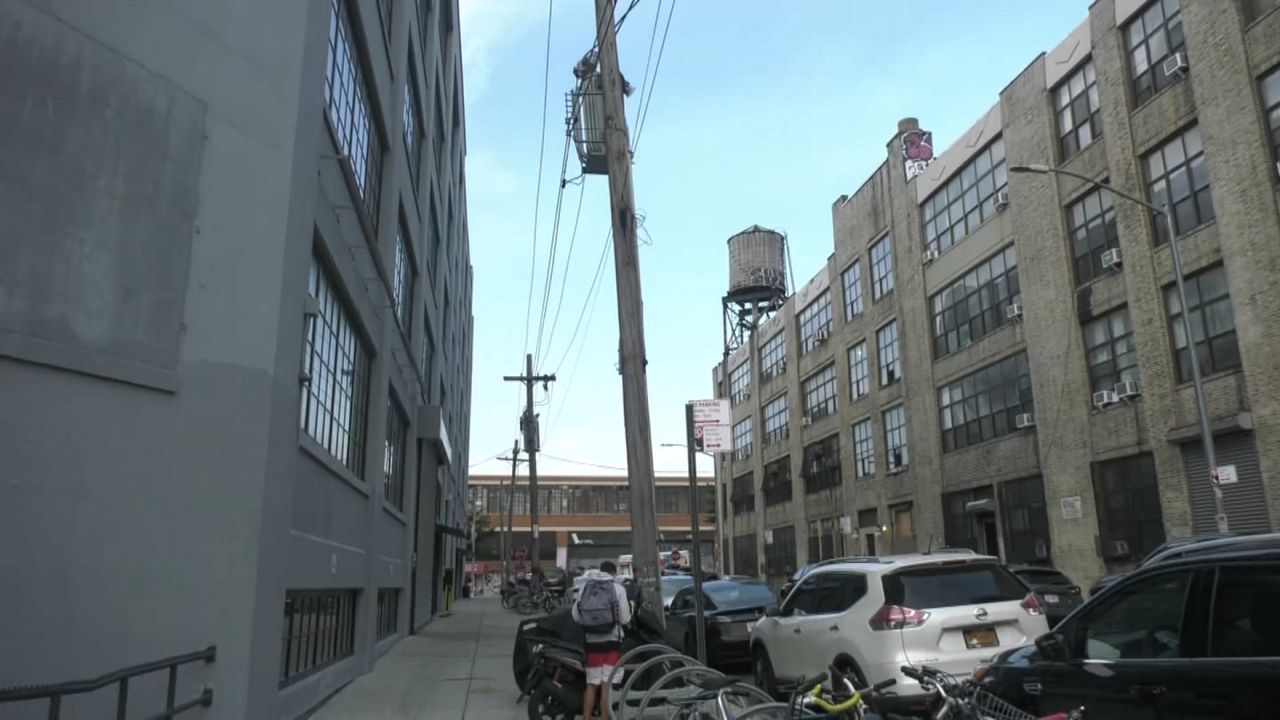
left=899, top=664, right=1084, bottom=720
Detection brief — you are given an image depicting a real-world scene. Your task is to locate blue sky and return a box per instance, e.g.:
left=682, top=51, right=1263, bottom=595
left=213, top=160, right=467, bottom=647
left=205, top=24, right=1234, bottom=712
left=460, top=0, right=1090, bottom=478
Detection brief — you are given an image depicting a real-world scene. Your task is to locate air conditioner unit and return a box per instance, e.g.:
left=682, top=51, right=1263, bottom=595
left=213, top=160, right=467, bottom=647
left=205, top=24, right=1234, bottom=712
left=742, top=390, right=752, bottom=401
left=802, top=415, right=814, bottom=427
left=1104, top=539, right=1131, bottom=559
left=815, top=329, right=830, bottom=343
left=922, top=248, right=941, bottom=265
left=993, top=189, right=1011, bottom=212
left=1101, top=248, right=1123, bottom=270
left=777, top=360, right=787, bottom=374
left=1163, top=51, right=1188, bottom=78
left=1093, top=390, right=1119, bottom=409
left=1114, top=380, right=1142, bottom=399
left=1015, top=413, right=1036, bottom=429
left=1006, top=303, right=1024, bottom=321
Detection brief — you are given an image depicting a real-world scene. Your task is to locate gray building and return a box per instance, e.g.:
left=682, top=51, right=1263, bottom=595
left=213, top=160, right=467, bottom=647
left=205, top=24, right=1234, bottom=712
left=715, top=0, right=1280, bottom=593
left=0, top=0, right=472, bottom=717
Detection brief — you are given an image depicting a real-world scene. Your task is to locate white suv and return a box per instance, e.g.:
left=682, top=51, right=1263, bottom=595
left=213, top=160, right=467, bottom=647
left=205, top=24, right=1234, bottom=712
left=750, top=553, right=1048, bottom=708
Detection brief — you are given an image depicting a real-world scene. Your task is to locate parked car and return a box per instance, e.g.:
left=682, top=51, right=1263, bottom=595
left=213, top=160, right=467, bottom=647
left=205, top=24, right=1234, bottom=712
left=751, top=552, right=1048, bottom=713
left=664, top=578, right=775, bottom=668
left=980, top=534, right=1280, bottom=719
left=1088, top=534, right=1235, bottom=596
left=1008, top=565, right=1082, bottom=626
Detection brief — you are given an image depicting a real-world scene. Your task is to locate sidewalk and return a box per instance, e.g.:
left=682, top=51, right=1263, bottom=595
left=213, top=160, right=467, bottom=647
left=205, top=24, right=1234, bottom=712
left=309, top=598, right=526, bottom=720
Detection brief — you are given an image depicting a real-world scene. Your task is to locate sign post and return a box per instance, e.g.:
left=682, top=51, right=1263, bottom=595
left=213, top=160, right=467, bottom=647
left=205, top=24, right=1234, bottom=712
left=685, top=399, right=729, bottom=664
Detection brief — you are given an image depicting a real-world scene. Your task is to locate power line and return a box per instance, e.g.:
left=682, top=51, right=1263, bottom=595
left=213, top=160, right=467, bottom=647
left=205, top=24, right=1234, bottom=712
left=553, top=228, right=613, bottom=372
left=544, top=233, right=611, bottom=444
left=540, top=453, right=693, bottom=474
left=538, top=181, right=587, bottom=362
left=520, top=0, right=557, bottom=391
left=632, top=0, right=676, bottom=154
left=469, top=447, right=510, bottom=468
left=532, top=135, right=575, bottom=366
left=632, top=0, right=663, bottom=131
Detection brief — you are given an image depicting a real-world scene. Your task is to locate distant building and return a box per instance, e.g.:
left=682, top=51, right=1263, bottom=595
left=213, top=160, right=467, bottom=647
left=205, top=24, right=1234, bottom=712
left=714, top=0, right=1280, bottom=591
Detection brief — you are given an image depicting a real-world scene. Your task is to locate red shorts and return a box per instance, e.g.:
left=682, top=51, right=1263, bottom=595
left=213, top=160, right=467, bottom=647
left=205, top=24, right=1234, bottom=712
left=585, top=648, right=622, bottom=669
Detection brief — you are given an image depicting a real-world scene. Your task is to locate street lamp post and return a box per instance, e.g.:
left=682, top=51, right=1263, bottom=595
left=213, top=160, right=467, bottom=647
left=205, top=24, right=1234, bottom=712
left=1010, top=164, right=1228, bottom=534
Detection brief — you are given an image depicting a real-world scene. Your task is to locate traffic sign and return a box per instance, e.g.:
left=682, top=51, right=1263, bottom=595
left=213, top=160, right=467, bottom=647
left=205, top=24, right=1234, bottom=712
left=1210, top=465, right=1238, bottom=486
left=688, top=399, right=731, bottom=453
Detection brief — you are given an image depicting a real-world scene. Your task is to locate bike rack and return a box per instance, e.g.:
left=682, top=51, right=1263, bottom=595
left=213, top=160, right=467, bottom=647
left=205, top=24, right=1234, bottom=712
left=613, top=653, right=698, bottom=720
left=604, top=644, right=676, bottom=717
left=635, top=665, right=724, bottom=719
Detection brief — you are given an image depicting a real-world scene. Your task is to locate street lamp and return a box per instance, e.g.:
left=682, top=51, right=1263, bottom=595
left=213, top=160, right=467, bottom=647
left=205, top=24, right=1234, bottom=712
left=1010, top=163, right=1228, bottom=534
left=660, top=442, right=715, bottom=458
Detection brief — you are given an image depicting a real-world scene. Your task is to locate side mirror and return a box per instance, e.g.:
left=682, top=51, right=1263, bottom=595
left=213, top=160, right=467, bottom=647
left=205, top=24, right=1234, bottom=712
left=1035, top=631, right=1069, bottom=662
left=764, top=604, right=780, bottom=617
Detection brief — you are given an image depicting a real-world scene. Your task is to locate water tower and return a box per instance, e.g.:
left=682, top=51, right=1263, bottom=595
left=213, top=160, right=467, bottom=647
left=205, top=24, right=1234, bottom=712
left=723, top=225, right=789, bottom=355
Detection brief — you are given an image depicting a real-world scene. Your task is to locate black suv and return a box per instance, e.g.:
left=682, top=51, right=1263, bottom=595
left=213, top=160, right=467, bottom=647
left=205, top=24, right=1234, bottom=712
left=981, top=534, right=1280, bottom=719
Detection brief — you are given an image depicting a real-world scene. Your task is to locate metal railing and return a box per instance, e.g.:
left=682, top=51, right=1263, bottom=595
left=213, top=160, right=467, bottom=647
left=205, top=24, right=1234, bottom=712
left=0, top=645, right=215, bottom=719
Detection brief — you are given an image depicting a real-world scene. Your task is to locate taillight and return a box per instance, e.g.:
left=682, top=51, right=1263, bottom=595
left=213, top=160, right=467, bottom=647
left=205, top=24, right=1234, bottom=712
left=868, top=605, right=930, bottom=631
left=1020, top=593, right=1044, bottom=616
left=1070, top=585, right=1081, bottom=596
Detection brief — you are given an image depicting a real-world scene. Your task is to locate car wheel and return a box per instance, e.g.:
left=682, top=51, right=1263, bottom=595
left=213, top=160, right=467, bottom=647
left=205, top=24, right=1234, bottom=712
left=831, top=655, right=867, bottom=689
left=752, top=646, right=778, bottom=699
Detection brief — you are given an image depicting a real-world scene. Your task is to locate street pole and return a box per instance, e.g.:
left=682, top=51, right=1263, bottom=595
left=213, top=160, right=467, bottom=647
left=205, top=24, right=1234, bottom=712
left=684, top=404, right=708, bottom=663
left=498, top=441, right=522, bottom=586
left=504, top=354, right=556, bottom=570
left=1009, top=164, right=1228, bottom=533
left=592, top=0, right=663, bottom=618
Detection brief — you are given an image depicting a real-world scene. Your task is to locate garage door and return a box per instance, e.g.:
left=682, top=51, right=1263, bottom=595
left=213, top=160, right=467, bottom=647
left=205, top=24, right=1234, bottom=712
left=1181, top=432, right=1271, bottom=535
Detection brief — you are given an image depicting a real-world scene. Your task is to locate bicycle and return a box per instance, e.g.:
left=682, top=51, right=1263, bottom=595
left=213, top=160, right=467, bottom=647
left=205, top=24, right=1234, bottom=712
left=899, top=664, right=1085, bottom=720
left=516, top=588, right=557, bottom=615
left=732, top=667, right=896, bottom=719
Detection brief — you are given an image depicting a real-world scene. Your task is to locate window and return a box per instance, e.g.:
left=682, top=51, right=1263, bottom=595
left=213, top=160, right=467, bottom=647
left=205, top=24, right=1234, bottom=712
left=798, top=291, right=833, bottom=357
left=731, top=473, right=755, bottom=516
left=1055, top=61, right=1102, bottom=160
left=882, top=563, right=1026, bottom=609
left=930, top=246, right=1020, bottom=357
left=1092, top=453, right=1166, bottom=562
left=1125, top=0, right=1186, bottom=106
left=938, top=352, right=1034, bottom=452
left=763, top=456, right=792, bottom=506
left=783, top=576, right=819, bottom=616
left=811, top=573, right=868, bottom=615
left=1066, top=186, right=1118, bottom=286
left=877, top=321, right=900, bottom=386
left=802, top=364, right=838, bottom=421
left=848, top=341, right=869, bottom=399
left=802, top=433, right=841, bottom=494
left=890, top=502, right=914, bottom=553
left=853, top=419, right=875, bottom=478
left=944, top=486, right=996, bottom=553
left=870, top=235, right=895, bottom=300
left=841, top=261, right=863, bottom=320
left=325, top=0, right=383, bottom=224
left=1079, top=571, right=1190, bottom=660
left=1000, top=477, right=1052, bottom=565
left=1145, top=125, right=1213, bottom=243
left=1209, top=565, right=1280, bottom=658
left=376, top=588, right=400, bottom=640
left=760, top=332, right=787, bottom=382
left=301, top=256, right=371, bottom=474
left=1084, top=307, right=1140, bottom=393
left=393, top=218, right=414, bottom=330
left=733, top=533, right=758, bottom=577
left=883, top=405, right=908, bottom=471
left=922, top=138, right=1007, bottom=255
left=403, top=56, right=425, bottom=190
left=807, top=518, right=845, bottom=562
left=1165, top=265, right=1240, bottom=382
left=765, top=525, right=797, bottom=579
left=1264, top=67, right=1280, bottom=176
left=763, top=394, right=789, bottom=446
left=729, top=361, right=752, bottom=406
left=280, top=589, right=358, bottom=685
left=653, top=486, right=713, bottom=515
left=733, top=416, right=754, bottom=462
left=383, top=398, right=407, bottom=510
left=420, top=315, right=434, bottom=385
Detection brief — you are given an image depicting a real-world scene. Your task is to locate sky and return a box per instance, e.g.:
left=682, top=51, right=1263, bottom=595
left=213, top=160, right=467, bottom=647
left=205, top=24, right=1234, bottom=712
left=460, top=0, right=1091, bottom=479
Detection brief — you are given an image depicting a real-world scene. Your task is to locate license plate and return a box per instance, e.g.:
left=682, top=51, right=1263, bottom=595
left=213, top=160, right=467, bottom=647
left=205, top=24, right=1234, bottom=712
left=963, top=627, right=999, bottom=649
left=1044, top=594, right=1060, bottom=604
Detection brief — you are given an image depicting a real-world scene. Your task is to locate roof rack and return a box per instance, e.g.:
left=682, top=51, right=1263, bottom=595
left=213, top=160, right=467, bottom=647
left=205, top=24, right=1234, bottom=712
left=1145, top=533, right=1280, bottom=566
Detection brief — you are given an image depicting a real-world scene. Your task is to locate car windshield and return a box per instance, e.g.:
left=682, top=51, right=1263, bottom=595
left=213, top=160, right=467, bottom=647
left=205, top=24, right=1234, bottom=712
left=704, top=582, right=775, bottom=609
left=883, top=562, right=1026, bottom=609
left=661, top=577, right=694, bottom=600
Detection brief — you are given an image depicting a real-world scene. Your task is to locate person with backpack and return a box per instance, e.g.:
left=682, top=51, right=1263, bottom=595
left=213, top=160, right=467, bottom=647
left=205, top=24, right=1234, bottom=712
left=571, top=560, right=631, bottom=720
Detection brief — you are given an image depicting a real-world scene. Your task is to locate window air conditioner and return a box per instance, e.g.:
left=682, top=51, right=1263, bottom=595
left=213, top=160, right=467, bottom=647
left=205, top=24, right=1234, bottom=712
left=1101, top=248, right=1122, bottom=270
left=922, top=248, right=941, bottom=265
left=1006, top=303, right=1024, bottom=321
left=815, top=329, right=830, bottom=343
left=1093, top=390, right=1119, bottom=409
left=993, top=189, right=1011, bottom=212
left=1015, top=413, right=1036, bottom=429
left=1114, top=380, right=1142, bottom=399
left=742, top=390, right=751, bottom=401
left=1163, top=52, right=1188, bottom=78
left=802, top=415, right=813, bottom=427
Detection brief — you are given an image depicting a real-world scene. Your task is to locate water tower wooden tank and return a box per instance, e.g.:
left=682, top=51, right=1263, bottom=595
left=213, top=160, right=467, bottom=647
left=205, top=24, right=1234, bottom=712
left=723, top=225, right=788, bottom=354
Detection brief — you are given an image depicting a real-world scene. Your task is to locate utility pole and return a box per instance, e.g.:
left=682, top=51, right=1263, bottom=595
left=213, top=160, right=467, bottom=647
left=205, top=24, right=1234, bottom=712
left=497, top=440, right=524, bottom=585
left=505, top=354, right=555, bottom=569
left=592, top=0, right=663, bottom=619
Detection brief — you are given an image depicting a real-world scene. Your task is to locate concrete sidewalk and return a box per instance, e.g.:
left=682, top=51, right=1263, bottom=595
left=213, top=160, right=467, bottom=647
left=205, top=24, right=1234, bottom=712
left=309, top=598, right=526, bottom=720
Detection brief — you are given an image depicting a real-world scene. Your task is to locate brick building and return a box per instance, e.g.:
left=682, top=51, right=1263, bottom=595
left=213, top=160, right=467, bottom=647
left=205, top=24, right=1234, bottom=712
left=714, top=0, right=1280, bottom=591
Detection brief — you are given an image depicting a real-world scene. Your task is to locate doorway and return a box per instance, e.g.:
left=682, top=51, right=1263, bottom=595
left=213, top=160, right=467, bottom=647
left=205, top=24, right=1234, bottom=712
left=979, top=513, right=999, bottom=557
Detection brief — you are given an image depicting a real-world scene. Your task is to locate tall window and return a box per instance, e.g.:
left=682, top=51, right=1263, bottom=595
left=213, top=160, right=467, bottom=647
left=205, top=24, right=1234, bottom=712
left=763, top=394, right=789, bottom=446
left=1067, top=187, right=1118, bottom=286
left=803, top=433, right=841, bottom=493
left=922, top=138, right=1007, bottom=255
left=763, top=456, right=792, bottom=506
left=383, top=398, right=407, bottom=510
left=1055, top=61, right=1102, bottom=161
left=808, top=518, right=845, bottom=563
left=1084, top=307, right=1140, bottom=394
left=877, top=321, right=900, bottom=386
left=733, top=416, right=754, bottom=462
left=393, top=218, right=414, bottom=330
left=420, top=316, right=434, bottom=385
left=798, top=291, right=833, bottom=357
left=1145, top=125, right=1213, bottom=243
left=853, top=419, right=875, bottom=478
left=325, top=0, right=383, bottom=224
left=731, top=473, right=755, bottom=516
left=1165, top=265, right=1240, bottom=382
left=281, top=590, right=358, bottom=685
left=376, top=588, right=400, bottom=640
left=729, top=361, right=751, bottom=406
left=1125, top=0, right=1185, bottom=106
left=883, top=405, right=908, bottom=471
left=870, top=235, right=895, bottom=300
left=302, top=256, right=371, bottom=474
left=1262, top=67, right=1280, bottom=178
left=1093, top=453, right=1166, bottom=561
left=802, top=364, right=838, bottom=421
left=765, top=526, right=797, bottom=579
left=848, top=341, right=869, bottom=399
left=930, top=246, right=1019, bottom=358
left=733, top=533, right=758, bottom=576
left=842, top=261, right=863, bottom=320
left=760, top=332, right=787, bottom=382
left=939, top=352, right=1034, bottom=452
left=403, top=55, right=425, bottom=190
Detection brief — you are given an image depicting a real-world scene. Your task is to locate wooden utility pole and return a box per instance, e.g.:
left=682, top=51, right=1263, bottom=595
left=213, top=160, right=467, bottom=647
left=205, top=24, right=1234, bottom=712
left=592, top=0, right=663, bottom=619
left=505, top=354, right=555, bottom=570
left=497, top=441, right=523, bottom=585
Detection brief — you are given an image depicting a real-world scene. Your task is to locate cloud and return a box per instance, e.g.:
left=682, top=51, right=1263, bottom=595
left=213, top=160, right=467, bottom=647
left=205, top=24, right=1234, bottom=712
left=459, top=0, right=547, bottom=103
